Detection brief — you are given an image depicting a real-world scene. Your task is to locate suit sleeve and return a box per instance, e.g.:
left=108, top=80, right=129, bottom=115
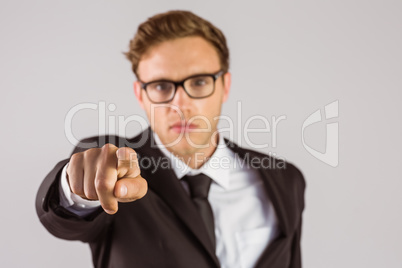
left=289, top=215, right=303, bottom=268
left=288, top=163, right=306, bottom=268
left=35, top=136, right=120, bottom=242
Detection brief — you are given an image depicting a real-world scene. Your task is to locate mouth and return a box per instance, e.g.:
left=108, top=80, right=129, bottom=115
left=170, top=121, right=198, bottom=133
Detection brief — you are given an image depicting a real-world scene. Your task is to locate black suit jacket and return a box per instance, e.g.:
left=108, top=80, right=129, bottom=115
left=36, top=127, right=306, bottom=268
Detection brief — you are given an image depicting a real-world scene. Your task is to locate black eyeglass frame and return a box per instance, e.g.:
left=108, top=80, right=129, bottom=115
left=140, top=70, right=225, bottom=104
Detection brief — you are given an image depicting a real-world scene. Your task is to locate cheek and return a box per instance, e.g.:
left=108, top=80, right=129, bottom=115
left=196, top=99, right=222, bottom=127
left=145, top=106, right=168, bottom=129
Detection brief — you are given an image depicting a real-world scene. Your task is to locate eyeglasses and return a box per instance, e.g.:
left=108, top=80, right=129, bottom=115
left=140, top=70, right=224, bottom=104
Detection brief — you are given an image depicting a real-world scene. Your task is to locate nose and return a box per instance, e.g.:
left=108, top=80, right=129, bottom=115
left=170, top=85, right=191, bottom=107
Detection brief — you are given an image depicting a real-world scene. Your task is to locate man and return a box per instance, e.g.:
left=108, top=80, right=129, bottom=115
left=36, top=10, right=305, bottom=268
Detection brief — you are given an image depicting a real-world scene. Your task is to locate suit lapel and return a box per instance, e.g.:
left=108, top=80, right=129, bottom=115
left=225, top=138, right=291, bottom=267
left=253, top=166, right=290, bottom=268
left=130, top=128, right=220, bottom=267
left=225, top=138, right=290, bottom=236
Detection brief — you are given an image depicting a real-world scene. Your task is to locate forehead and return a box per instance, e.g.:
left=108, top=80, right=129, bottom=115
left=137, top=36, right=221, bottom=82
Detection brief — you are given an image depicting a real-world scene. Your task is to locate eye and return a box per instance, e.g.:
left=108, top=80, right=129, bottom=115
left=149, top=82, right=173, bottom=91
left=190, top=76, right=210, bottom=88
left=194, top=79, right=206, bottom=86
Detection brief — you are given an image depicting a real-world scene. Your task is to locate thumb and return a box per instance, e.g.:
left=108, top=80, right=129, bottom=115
left=114, top=176, right=148, bottom=202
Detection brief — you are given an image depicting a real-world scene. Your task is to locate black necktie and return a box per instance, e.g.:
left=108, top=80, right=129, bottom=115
left=183, top=173, right=216, bottom=249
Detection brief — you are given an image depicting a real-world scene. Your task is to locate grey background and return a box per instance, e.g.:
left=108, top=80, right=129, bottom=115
left=1, top=0, right=401, bottom=267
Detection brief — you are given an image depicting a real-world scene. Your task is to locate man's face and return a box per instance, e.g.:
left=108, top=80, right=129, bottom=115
left=134, top=36, right=231, bottom=158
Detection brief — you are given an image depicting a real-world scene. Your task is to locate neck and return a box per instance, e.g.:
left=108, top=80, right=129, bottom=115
left=180, top=140, right=218, bottom=169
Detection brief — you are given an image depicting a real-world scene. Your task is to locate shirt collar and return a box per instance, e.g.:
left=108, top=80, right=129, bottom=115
left=153, top=131, right=233, bottom=189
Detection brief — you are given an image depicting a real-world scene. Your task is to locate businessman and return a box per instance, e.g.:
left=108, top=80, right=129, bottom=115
left=36, top=10, right=306, bottom=268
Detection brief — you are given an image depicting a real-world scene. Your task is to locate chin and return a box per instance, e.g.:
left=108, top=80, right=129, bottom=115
left=171, top=134, right=206, bottom=155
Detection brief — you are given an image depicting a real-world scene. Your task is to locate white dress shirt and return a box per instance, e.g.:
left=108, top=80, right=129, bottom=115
left=59, top=132, right=279, bottom=268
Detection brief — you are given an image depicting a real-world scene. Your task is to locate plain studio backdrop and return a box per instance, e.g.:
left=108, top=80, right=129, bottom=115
left=1, top=0, right=401, bottom=267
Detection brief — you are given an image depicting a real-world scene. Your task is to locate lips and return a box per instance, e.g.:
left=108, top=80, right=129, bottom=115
left=170, top=121, right=198, bottom=133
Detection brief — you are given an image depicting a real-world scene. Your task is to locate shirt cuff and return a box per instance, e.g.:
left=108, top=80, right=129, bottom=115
left=59, top=162, right=101, bottom=215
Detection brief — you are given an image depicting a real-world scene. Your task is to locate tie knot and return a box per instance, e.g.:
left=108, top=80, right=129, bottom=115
left=183, top=173, right=212, bottom=199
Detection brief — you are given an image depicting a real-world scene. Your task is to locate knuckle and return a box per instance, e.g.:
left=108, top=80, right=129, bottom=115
left=131, top=167, right=141, bottom=177
left=84, top=189, right=98, bottom=200
left=70, top=152, right=83, bottom=165
left=95, top=177, right=115, bottom=192
left=102, top=143, right=116, bottom=152
left=129, top=150, right=138, bottom=161
left=84, top=148, right=100, bottom=158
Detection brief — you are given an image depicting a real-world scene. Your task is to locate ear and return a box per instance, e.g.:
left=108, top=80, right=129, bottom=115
left=133, top=81, right=145, bottom=110
left=222, top=72, right=231, bottom=103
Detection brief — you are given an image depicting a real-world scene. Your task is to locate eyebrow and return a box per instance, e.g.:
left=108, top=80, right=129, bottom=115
left=142, top=71, right=220, bottom=84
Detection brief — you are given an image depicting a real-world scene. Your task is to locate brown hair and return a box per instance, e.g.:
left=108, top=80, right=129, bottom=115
left=124, top=10, right=229, bottom=78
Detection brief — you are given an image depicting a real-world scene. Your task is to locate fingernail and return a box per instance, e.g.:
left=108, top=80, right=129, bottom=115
left=105, top=209, right=115, bottom=214
left=120, top=185, right=127, bottom=197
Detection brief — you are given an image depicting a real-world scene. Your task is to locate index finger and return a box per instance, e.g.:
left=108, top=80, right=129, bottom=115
left=116, top=147, right=140, bottom=179
left=95, top=144, right=119, bottom=214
